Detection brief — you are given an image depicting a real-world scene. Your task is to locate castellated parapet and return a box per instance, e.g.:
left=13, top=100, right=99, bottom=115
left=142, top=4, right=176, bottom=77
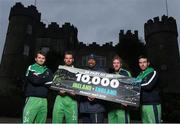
left=119, top=30, right=138, bottom=41
left=144, top=15, right=179, bottom=68
left=9, top=2, right=41, bottom=21
left=37, top=22, right=78, bottom=38
left=144, top=15, right=178, bottom=41
left=144, top=15, right=180, bottom=93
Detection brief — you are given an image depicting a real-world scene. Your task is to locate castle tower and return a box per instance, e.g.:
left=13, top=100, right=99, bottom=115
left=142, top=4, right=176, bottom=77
left=117, top=30, right=145, bottom=76
left=35, top=22, right=79, bottom=72
left=36, top=22, right=78, bottom=54
left=144, top=15, right=180, bottom=93
left=0, top=2, right=41, bottom=83
left=119, top=30, right=139, bottom=41
left=62, top=22, right=78, bottom=50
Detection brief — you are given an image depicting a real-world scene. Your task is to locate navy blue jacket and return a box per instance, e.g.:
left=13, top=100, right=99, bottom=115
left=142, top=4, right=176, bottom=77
left=79, top=66, right=106, bottom=113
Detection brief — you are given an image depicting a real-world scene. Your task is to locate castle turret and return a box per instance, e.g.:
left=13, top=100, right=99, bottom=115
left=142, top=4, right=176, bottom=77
left=144, top=15, right=180, bottom=93
left=62, top=22, right=78, bottom=50
left=36, top=22, right=78, bottom=55
left=0, top=3, right=42, bottom=116
left=117, top=30, right=145, bottom=76
left=0, top=2, right=41, bottom=82
left=119, top=30, right=139, bottom=41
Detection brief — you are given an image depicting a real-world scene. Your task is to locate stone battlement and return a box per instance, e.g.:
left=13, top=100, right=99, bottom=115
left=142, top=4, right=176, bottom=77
left=9, top=2, right=41, bottom=21
left=119, top=30, right=138, bottom=40
left=144, top=15, right=178, bottom=40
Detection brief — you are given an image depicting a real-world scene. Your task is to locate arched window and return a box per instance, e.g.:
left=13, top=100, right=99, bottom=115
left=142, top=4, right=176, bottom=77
left=27, top=24, right=32, bottom=35
left=23, top=45, right=29, bottom=56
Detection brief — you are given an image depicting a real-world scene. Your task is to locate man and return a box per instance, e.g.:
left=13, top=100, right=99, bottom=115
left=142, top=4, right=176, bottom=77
left=52, top=51, right=78, bottom=123
left=136, top=55, right=161, bottom=123
left=23, top=50, right=53, bottom=123
left=108, top=55, right=131, bottom=123
left=79, top=54, right=106, bottom=123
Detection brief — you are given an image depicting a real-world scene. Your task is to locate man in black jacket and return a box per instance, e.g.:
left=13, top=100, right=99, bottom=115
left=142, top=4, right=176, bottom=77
left=22, top=50, right=53, bottom=123
left=136, top=55, right=161, bottom=123
left=79, top=54, right=106, bottom=123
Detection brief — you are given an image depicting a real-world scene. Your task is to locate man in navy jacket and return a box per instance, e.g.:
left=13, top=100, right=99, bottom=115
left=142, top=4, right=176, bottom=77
left=79, top=54, right=106, bottom=123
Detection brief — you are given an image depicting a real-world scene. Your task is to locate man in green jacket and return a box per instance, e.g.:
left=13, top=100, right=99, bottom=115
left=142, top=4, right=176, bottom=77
left=52, top=51, right=78, bottom=123
left=23, top=50, right=53, bottom=123
left=108, top=55, right=131, bottom=123
left=137, top=55, right=161, bottom=123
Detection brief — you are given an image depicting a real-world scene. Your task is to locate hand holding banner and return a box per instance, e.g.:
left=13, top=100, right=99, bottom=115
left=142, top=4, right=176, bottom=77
left=50, top=65, right=141, bottom=107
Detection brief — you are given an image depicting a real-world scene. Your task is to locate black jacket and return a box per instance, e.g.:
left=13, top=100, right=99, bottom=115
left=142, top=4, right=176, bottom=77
left=139, top=69, right=161, bottom=104
left=24, top=65, right=53, bottom=98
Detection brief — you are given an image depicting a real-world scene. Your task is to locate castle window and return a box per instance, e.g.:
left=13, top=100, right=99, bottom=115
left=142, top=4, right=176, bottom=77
left=82, top=56, right=87, bottom=66
left=161, top=64, right=167, bottom=70
left=23, top=45, right=29, bottom=56
left=96, top=56, right=106, bottom=67
left=41, top=47, right=50, bottom=54
left=159, top=44, right=164, bottom=50
left=27, top=24, right=32, bottom=35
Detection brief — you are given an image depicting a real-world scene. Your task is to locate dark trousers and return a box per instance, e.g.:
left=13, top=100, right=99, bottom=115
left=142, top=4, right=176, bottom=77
left=81, top=113, right=104, bottom=123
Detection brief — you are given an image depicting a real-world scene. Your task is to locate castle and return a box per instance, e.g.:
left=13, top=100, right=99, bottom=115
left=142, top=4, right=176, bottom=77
left=0, top=2, right=180, bottom=120
left=144, top=16, right=180, bottom=93
left=0, top=2, right=180, bottom=92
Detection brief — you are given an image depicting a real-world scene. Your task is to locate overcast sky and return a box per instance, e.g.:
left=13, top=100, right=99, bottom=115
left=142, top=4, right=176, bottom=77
left=0, top=0, right=180, bottom=61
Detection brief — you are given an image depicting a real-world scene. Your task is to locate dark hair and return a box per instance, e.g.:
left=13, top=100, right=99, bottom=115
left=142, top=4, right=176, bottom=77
left=112, top=55, right=122, bottom=63
left=35, top=50, right=46, bottom=58
left=64, top=51, right=74, bottom=58
left=138, top=55, right=150, bottom=62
